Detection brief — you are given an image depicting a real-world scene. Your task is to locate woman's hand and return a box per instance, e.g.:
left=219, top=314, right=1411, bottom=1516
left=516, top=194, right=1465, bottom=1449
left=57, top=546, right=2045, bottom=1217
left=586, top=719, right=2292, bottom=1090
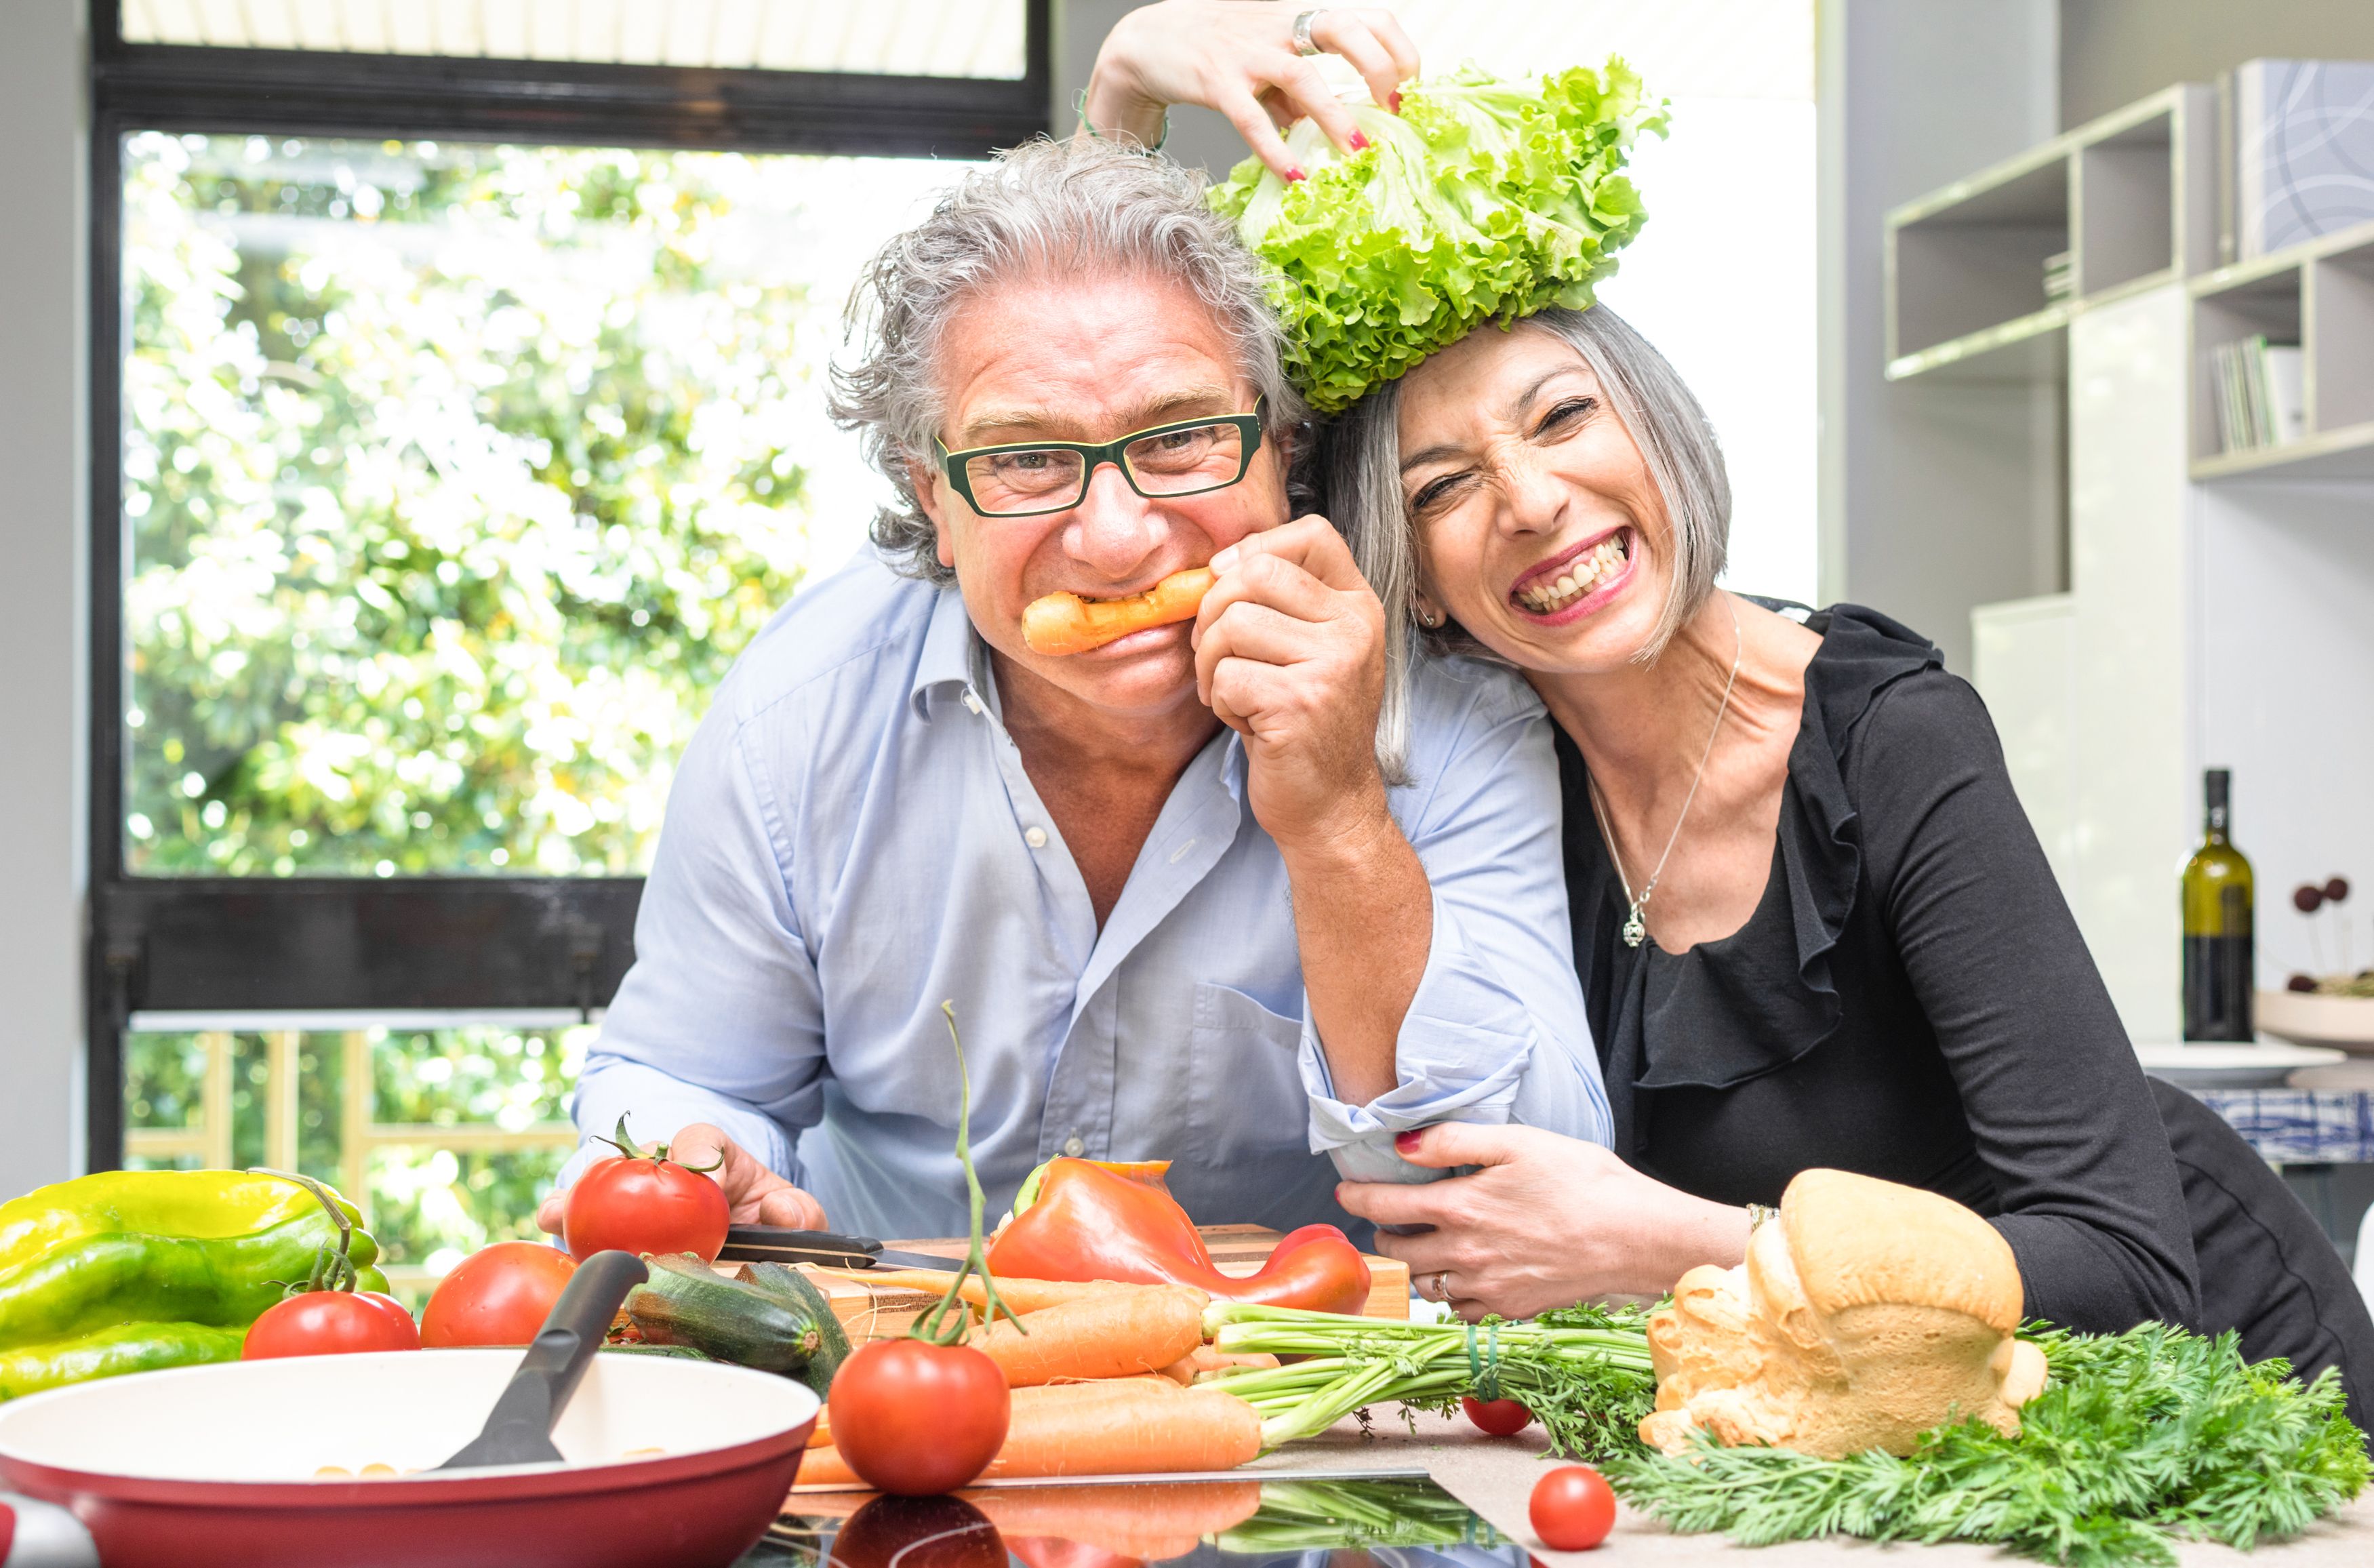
left=1336, top=1124, right=1750, bottom=1319
left=536, top=1122, right=829, bottom=1236
left=1083, top=1, right=1420, bottom=180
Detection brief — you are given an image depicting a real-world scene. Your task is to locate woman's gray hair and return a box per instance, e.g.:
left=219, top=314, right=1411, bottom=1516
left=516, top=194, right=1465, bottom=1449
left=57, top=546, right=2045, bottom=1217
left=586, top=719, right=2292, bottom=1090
left=832, top=137, right=1306, bottom=582
left=1321, top=306, right=1731, bottom=775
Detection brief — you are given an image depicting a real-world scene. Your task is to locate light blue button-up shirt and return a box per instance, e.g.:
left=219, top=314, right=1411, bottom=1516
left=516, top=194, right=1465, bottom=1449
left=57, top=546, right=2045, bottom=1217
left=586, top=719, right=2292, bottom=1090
left=570, top=554, right=1609, bottom=1242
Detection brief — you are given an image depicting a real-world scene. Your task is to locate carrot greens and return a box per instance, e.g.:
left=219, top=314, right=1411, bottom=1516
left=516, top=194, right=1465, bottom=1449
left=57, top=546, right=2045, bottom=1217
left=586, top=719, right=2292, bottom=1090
left=1200, top=1300, right=1657, bottom=1459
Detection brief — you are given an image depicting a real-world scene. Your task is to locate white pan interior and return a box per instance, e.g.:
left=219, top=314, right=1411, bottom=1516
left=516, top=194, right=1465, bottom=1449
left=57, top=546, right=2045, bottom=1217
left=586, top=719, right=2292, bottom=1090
left=0, top=1350, right=818, bottom=1483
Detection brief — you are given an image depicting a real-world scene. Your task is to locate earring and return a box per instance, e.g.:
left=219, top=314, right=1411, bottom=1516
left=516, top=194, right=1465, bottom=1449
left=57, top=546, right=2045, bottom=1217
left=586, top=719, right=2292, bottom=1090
left=1415, top=604, right=1445, bottom=630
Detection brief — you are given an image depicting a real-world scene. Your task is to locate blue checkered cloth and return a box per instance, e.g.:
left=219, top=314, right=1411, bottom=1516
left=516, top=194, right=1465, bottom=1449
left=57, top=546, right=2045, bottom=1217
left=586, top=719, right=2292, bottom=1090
left=2192, top=1090, right=2374, bottom=1164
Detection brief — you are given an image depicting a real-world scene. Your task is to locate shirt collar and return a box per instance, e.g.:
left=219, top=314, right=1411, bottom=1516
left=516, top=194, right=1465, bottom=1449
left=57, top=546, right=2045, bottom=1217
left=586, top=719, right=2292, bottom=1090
left=909, top=580, right=985, bottom=719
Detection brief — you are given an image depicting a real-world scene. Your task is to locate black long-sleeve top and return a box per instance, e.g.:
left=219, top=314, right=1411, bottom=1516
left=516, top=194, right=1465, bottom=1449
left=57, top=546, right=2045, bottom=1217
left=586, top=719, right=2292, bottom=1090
left=1558, top=603, right=2200, bottom=1332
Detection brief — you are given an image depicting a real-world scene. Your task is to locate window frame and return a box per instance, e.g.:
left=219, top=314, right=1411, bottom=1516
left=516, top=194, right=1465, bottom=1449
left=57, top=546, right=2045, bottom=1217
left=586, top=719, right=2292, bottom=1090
left=84, top=0, right=1053, bottom=1169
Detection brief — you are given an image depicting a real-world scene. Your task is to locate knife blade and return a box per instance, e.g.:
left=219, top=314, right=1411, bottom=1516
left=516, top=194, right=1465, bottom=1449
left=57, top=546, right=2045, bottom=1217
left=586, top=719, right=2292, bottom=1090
left=719, top=1225, right=964, bottom=1272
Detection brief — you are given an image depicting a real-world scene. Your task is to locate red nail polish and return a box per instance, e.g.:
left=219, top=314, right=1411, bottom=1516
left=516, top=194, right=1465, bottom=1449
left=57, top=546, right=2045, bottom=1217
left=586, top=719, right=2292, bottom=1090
left=1285, top=166, right=1306, bottom=183
left=1390, top=91, right=1404, bottom=113
left=1395, top=1129, right=1424, bottom=1154
left=1350, top=131, right=1370, bottom=152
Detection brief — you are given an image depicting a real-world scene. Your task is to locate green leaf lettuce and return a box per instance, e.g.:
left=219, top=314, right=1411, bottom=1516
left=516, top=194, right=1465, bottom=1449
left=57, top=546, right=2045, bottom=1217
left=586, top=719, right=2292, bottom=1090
left=1210, top=61, right=1668, bottom=412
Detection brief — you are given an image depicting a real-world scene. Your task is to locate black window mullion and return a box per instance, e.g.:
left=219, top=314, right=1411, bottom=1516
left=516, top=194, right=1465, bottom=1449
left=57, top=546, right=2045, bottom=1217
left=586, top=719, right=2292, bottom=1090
left=87, top=107, right=129, bottom=1171
left=93, top=43, right=1053, bottom=158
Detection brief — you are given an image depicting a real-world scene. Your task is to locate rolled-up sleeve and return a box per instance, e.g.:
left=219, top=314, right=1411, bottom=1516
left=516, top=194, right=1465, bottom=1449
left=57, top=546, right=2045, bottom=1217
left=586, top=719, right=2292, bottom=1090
left=1300, top=662, right=1609, bottom=1173
left=565, top=695, right=829, bottom=1188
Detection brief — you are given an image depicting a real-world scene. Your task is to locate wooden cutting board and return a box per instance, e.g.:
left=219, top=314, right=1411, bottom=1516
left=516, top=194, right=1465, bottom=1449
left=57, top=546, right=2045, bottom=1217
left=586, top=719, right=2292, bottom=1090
left=794, top=1224, right=1407, bottom=1340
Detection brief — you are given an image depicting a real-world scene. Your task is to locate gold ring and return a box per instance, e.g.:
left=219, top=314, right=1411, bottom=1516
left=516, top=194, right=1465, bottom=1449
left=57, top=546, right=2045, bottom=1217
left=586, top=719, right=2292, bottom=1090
left=1430, top=1270, right=1450, bottom=1301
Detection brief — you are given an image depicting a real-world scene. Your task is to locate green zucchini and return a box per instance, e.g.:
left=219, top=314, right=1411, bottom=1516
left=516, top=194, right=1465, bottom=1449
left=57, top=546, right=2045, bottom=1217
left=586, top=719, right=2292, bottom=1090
left=599, top=1341, right=715, bottom=1361
left=622, top=1253, right=824, bottom=1374
left=734, top=1261, right=851, bottom=1397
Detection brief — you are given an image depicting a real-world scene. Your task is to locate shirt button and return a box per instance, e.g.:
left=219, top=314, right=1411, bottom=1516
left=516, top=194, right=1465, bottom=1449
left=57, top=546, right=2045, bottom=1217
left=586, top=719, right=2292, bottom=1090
left=961, top=689, right=984, bottom=715
left=1062, top=1135, right=1086, bottom=1158
left=1024, top=826, right=1048, bottom=849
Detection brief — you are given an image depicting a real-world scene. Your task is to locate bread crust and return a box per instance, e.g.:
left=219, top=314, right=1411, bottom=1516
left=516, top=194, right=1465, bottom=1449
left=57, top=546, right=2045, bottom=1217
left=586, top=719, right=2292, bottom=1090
left=1640, top=1167, right=2045, bottom=1460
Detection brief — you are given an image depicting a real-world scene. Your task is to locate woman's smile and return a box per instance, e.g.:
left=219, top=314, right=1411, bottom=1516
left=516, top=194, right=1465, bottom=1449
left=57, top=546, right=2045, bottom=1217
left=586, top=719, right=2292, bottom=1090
left=1509, top=526, right=1636, bottom=623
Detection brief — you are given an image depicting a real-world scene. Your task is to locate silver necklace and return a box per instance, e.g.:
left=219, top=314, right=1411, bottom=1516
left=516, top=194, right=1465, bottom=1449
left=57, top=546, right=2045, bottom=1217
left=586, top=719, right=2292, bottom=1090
left=1586, top=595, right=1743, bottom=949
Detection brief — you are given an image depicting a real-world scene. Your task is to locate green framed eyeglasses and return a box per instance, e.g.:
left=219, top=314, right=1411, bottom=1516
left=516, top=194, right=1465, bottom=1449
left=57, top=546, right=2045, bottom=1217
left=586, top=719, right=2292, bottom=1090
left=935, top=397, right=1266, bottom=519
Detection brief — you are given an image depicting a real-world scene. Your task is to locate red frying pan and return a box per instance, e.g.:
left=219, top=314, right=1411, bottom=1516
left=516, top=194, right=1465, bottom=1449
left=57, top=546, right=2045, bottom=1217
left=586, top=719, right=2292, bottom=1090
left=0, top=1345, right=816, bottom=1567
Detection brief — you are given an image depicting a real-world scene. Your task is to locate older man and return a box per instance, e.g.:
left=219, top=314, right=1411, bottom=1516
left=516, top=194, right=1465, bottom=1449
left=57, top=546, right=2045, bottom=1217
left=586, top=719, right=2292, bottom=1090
left=538, top=138, right=1607, bottom=1244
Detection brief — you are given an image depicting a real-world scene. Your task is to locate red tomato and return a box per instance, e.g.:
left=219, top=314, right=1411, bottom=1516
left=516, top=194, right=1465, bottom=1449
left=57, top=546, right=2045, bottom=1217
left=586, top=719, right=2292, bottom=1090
left=826, top=1339, right=1010, bottom=1495
left=420, top=1241, right=577, bottom=1347
left=1462, top=1395, right=1533, bottom=1435
left=562, top=1149, right=731, bottom=1264
left=1530, top=1464, right=1617, bottom=1551
left=243, top=1289, right=420, bottom=1359
left=831, top=1495, right=1005, bottom=1568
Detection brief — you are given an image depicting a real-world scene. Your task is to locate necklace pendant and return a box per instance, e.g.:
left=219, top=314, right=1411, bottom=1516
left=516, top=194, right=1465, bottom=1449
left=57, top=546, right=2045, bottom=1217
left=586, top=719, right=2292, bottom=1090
left=1621, top=907, right=1647, bottom=948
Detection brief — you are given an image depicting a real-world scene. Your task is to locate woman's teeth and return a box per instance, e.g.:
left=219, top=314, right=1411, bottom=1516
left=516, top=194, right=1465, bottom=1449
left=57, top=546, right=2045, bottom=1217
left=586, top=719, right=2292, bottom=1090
left=1516, top=533, right=1629, bottom=614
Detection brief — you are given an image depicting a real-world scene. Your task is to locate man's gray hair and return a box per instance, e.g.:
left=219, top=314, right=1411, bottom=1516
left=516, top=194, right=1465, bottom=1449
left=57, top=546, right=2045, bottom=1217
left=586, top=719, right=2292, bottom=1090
left=1321, top=306, right=1731, bottom=773
left=832, top=137, right=1307, bottom=582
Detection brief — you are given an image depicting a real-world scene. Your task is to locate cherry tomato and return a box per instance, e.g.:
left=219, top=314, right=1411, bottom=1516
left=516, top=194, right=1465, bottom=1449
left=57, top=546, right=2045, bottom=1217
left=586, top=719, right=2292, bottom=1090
left=561, top=1123, right=731, bottom=1263
left=243, top=1289, right=420, bottom=1359
left=826, top=1338, right=1010, bottom=1495
left=831, top=1495, right=1005, bottom=1568
left=420, top=1241, right=577, bottom=1347
left=1463, top=1395, right=1533, bottom=1435
left=1530, top=1464, right=1617, bottom=1551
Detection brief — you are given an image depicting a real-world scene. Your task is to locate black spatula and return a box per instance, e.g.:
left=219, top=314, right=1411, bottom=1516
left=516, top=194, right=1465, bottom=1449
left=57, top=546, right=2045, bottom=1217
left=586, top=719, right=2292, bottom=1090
left=436, top=1249, right=647, bottom=1470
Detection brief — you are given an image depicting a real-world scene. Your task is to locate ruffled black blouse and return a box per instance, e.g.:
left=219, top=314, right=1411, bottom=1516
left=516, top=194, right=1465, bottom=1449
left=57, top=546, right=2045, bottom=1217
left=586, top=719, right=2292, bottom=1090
left=1558, top=603, right=2199, bottom=1333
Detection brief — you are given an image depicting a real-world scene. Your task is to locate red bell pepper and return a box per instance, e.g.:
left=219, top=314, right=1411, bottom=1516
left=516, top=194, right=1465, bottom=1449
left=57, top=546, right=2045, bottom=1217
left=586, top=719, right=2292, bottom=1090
left=987, top=1158, right=1371, bottom=1315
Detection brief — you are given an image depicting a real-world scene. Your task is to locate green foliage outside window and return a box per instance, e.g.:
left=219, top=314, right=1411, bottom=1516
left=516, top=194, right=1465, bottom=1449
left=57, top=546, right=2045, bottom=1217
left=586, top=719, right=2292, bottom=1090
left=122, top=133, right=818, bottom=875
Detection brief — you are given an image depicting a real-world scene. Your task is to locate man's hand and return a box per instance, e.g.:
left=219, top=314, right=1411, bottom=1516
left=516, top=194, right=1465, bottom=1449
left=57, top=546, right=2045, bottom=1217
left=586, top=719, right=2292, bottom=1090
left=536, top=1122, right=830, bottom=1237
left=1192, top=515, right=1391, bottom=851
left=1195, top=514, right=1423, bottom=1105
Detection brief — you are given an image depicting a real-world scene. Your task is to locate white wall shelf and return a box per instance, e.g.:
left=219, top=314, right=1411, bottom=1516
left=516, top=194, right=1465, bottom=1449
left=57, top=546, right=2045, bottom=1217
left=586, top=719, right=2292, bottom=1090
left=1927, top=81, right=2374, bottom=1044
left=2188, top=216, right=2374, bottom=481
left=1886, top=86, right=2215, bottom=383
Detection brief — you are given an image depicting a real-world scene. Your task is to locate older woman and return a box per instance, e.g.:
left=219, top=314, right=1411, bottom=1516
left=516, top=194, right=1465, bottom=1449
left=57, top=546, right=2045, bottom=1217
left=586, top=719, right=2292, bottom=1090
left=1089, top=1, right=2374, bottom=1422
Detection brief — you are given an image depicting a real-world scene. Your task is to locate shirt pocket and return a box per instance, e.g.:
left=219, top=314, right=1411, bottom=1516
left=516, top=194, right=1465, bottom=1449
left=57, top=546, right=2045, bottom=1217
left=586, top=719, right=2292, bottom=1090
left=1176, top=982, right=1347, bottom=1234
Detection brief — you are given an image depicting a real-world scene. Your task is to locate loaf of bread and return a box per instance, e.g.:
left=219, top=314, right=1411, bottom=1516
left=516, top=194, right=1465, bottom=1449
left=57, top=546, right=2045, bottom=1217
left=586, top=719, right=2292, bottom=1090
left=1638, top=1167, right=2050, bottom=1459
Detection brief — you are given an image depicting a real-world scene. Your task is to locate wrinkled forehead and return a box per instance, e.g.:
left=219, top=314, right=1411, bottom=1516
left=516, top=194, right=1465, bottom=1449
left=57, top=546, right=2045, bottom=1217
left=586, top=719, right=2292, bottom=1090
left=935, top=268, right=1256, bottom=445
left=1394, top=319, right=1604, bottom=449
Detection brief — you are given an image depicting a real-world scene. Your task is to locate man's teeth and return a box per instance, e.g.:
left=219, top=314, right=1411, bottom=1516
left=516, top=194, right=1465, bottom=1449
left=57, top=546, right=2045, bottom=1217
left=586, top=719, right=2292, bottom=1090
left=1517, top=534, right=1629, bottom=614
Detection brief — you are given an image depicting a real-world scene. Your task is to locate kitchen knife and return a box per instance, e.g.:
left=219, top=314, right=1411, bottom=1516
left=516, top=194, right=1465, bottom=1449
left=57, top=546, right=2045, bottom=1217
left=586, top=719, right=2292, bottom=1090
left=719, top=1225, right=963, bottom=1272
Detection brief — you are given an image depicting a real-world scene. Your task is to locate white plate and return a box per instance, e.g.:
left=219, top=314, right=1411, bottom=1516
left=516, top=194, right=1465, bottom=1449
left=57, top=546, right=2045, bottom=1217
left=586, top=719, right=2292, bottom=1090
left=2255, top=988, right=2374, bottom=1054
left=2133, top=1040, right=2346, bottom=1089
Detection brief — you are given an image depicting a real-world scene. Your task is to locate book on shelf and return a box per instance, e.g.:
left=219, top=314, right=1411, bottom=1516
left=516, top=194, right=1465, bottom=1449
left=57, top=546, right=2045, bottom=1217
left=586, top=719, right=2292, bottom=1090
left=2219, top=58, right=2374, bottom=263
left=2043, top=249, right=2074, bottom=302
left=2209, top=334, right=2305, bottom=454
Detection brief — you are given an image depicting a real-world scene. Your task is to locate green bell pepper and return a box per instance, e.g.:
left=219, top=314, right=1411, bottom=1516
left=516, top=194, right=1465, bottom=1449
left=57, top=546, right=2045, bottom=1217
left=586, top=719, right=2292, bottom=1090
left=0, top=1169, right=359, bottom=1268
left=0, top=1169, right=388, bottom=1399
left=0, top=1322, right=248, bottom=1400
left=0, top=1213, right=389, bottom=1344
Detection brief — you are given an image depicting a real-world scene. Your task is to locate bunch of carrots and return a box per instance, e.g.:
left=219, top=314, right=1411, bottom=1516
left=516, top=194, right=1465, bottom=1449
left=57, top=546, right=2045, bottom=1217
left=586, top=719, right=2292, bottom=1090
left=794, top=1273, right=1282, bottom=1489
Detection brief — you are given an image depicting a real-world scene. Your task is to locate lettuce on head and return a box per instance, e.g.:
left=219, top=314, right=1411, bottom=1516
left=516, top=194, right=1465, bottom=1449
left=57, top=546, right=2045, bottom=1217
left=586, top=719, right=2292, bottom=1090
left=1211, top=61, right=1667, bottom=413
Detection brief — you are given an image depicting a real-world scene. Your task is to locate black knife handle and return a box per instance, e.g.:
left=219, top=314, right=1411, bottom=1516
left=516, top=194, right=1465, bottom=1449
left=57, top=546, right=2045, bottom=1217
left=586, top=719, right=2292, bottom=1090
left=723, top=1226, right=883, bottom=1258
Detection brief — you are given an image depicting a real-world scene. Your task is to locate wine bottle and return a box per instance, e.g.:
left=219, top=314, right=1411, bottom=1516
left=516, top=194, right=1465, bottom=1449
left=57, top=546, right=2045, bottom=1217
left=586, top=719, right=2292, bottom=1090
left=2181, top=767, right=2255, bottom=1041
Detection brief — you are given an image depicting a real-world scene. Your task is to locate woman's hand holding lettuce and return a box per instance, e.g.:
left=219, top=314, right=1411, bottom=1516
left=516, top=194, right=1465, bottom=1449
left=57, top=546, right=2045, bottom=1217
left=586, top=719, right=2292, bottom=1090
left=1211, top=62, right=1666, bottom=411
